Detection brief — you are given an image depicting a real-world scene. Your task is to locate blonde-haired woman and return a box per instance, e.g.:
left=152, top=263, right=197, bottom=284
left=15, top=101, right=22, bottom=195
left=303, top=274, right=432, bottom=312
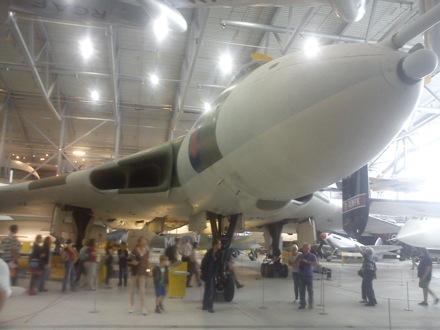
left=128, top=237, right=150, bottom=315
left=288, top=244, right=302, bottom=303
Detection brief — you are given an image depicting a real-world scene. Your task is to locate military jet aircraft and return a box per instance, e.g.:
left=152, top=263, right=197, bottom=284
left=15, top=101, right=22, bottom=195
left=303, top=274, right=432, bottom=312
left=1, top=3, right=439, bottom=302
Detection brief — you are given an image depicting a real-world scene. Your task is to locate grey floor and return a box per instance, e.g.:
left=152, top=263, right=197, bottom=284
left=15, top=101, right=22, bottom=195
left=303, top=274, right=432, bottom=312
left=1, top=253, right=440, bottom=329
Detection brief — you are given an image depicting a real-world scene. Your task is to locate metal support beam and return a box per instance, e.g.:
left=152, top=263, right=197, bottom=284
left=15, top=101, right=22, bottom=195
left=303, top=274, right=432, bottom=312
left=57, top=107, right=67, bottom=175
left=64, top=121, right=108, bottom=149
left=9, top=13, right=61, bottom=120
left=0, top=99, right=9, bottom=171
left=107, top=25, right=122, bottom=158
left=221, top=19, right=397, bottom=44
left=169, top=8, right=210, bottom=140
left=282, top=7, right=314, bottom=55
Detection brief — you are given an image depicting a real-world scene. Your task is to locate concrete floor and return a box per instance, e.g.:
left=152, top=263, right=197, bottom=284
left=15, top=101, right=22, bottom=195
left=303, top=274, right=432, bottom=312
left=1, top=254, right=440, bottom=329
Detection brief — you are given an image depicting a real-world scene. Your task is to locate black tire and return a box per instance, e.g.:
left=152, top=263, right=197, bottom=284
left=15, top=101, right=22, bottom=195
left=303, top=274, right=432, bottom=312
left=266, top=264, right=275, bottom=278
left=260, top=263, right=267, bottom=276
left=223, top=275, right=235, bottom=302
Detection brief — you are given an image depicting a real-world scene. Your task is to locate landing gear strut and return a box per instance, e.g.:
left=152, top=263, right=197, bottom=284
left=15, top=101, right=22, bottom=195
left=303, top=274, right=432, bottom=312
left=207, top=212, right=240, bottom=302
left=260, top=223, right=289, bottom=278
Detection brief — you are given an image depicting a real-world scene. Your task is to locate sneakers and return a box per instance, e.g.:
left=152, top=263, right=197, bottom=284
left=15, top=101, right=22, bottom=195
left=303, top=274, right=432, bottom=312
left=142, top=308, right=148, bottom=315
left=434, top=298, right=440, bottom=305
left=298, top=305, right=305, bottom=310
left=155, top=306, right=161, bottom=314
left=128, top=307, right=134, bottom=313
left=237, top=284, right=244, bottom=289
left=365, top=303, right=376, bottom=307
left=159, top=302, right=164, bottom=311
left=359, top=299, right=368, bottom=303
left=208, top=309, right=214, bottom=313
left=418, top=301, right=428, bottom=306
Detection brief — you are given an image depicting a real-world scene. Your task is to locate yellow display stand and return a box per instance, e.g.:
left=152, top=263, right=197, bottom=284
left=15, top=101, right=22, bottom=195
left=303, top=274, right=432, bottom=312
left=168, top=261, right=188, bottom=298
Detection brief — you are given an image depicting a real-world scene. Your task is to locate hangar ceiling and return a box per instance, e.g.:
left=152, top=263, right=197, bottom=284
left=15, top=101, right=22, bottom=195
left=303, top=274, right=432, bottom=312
left=1, top=0, right=440, bottom=198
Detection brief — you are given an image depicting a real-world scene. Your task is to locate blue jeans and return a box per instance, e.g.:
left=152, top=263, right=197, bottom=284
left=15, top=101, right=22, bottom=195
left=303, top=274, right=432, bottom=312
left=202, top=277, right=216, bottom=310
left=299, top=275, right=314, bottom=307
left=292, top=272, right=300, bottom=300
left=39, top=267, right=51, bottom=291
left=62, top=259, right=76, bottom=291
left=119, top=265, right=128, bottom=285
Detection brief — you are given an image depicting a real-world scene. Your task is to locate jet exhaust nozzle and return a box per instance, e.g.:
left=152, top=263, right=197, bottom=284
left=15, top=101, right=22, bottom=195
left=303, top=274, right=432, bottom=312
left=400, top=49, right=438, bottom=83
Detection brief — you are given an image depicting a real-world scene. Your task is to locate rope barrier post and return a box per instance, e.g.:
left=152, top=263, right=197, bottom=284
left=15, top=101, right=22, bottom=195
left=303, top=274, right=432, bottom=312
left=404, top=282, right=413, bottom=311
left=317, top=271, right=324, bottom=307
left=259, top=260, right=267, bottom=309
left=318, top=280, right=328, bottom=315
left=90, top=266, right=99, bottom=314
left=388, top=298, right=392, bottom=330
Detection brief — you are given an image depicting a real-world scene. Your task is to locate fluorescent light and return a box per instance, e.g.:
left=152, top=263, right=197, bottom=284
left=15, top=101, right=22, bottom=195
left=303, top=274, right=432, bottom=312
left=219, top=54, right=233, bottom=74
left=0, top=215, right=13, bottom=221
left=204, top=102, right=211, bottom=112
left=153, top=17, right=169, bottom=41
left=79, top=38, right=94, bottom=59
left=72, top=151, right=86, bottom=156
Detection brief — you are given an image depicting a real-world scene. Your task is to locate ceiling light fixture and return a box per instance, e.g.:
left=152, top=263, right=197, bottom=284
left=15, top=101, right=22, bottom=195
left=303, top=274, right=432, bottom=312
left=150, top=74, right=159, bottom=85
left=73, top=151, right=86, bottom=156
left=204, top=102, right=211, bottom=112
left=153, top=17, right=169, bottom=41
left=91, top=90, right=100, bottom=101
left=303, top=38, right=320, bottom=57
left=79, top=38, right=94, bottom=59
left=219, top=54, right=233, bottom=74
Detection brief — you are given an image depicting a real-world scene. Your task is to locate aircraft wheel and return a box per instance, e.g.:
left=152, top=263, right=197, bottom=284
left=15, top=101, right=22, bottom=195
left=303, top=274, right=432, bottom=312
left=266, top=264, right=275, bottom=278
left=223, top=275, right=235, bottom=302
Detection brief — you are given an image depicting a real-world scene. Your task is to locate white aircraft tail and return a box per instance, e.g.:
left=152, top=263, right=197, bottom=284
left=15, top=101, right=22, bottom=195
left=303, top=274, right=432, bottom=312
left=374, top=237, right=383, bottom=246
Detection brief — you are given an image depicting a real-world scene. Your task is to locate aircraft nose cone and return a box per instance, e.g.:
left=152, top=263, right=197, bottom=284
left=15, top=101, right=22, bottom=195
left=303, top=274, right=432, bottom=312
left=400, top=49, right=438, bottom=83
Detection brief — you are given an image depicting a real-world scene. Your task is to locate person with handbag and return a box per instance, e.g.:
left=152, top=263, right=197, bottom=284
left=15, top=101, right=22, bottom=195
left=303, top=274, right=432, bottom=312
left=356, top=245, right=377, bottom=306
left=28, top=235, right=43, bottom=296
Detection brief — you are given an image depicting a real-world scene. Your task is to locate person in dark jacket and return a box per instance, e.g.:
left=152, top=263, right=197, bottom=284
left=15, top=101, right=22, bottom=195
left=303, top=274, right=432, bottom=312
left=153, top=255, right=169, bottom=313
left=117, top=242, right=129, bottom=286
left=38, top=236, right=52, bottom=292
left=356, top=245, right=377, bottom=306
left=201, top=239, right=221, bottom=313
left=104, top=246, right=114, bottom=288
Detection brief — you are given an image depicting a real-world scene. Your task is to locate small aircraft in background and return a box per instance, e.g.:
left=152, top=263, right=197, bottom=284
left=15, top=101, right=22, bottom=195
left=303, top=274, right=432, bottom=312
left=320, top=232, right=401, bottom=261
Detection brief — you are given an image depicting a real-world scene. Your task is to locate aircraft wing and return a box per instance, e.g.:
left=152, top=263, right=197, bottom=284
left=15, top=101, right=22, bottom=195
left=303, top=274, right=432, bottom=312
left=369, top=244, right=401, bottom=255
left=364, top=215, right=402, bottom=234
left=370, top=199, right=440, bottom=218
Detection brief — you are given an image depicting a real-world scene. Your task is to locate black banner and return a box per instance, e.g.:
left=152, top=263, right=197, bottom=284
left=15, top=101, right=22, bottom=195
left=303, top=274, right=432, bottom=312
left=342, top=165, right=370, bottom=238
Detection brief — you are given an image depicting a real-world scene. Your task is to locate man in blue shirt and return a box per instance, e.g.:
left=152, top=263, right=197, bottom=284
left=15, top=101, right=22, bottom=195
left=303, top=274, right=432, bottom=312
left=297, top=243, right=317, bottom=309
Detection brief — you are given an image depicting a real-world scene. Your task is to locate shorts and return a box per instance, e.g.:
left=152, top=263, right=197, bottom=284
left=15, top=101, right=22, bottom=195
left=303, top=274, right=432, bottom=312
left=155, top=284, right=167, bottom=297
left=419, top=279, right=431, bottom=289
